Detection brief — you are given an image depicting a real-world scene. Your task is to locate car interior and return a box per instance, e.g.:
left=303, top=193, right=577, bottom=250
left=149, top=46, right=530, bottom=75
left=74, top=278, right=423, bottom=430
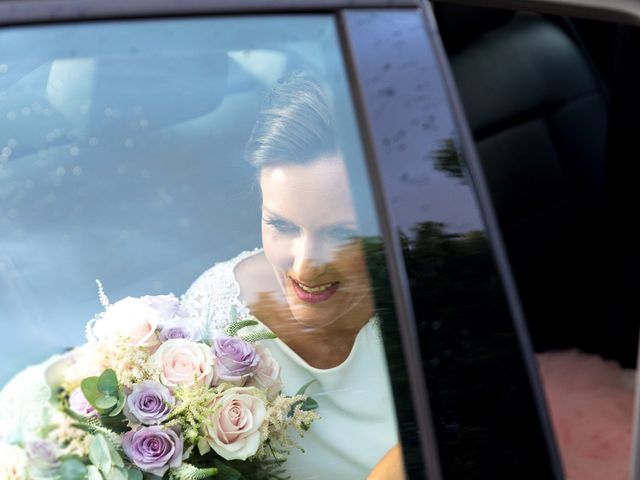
left=433, top=3, right=639, bottom=369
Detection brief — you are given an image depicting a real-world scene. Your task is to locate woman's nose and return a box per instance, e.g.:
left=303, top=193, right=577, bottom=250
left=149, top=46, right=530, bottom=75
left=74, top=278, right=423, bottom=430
left=292, top=235, right=328, bottom=282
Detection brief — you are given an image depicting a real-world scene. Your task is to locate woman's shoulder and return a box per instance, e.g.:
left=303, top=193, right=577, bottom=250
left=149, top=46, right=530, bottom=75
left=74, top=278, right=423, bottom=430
left=0, top=354, right=66, bottom=443
left=181, top=248, right=262, bottom=334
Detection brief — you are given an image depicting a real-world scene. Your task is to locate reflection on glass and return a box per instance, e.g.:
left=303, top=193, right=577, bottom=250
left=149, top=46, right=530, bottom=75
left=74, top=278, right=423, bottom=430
left=0, top=17, right=405, bottom=479
left=345, top=9, right=559, bottom=479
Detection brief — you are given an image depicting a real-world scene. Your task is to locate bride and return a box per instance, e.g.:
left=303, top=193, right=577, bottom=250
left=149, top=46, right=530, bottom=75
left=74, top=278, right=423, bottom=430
left=0, top=72, right=403, bottom=479
left=181, top=72, right=401, bottom=479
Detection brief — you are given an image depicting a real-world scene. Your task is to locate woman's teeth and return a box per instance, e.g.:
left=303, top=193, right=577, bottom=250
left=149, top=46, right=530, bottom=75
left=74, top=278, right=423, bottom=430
left=294, top=280, right=337, bottom=293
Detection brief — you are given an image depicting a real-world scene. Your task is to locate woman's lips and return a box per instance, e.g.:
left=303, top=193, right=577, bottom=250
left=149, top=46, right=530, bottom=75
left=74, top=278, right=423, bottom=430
left=290, top=278, right=339, bottom=304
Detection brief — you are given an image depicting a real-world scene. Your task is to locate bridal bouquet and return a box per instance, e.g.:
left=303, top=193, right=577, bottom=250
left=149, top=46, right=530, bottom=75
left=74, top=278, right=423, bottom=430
left=1, top=283, right=319, bottom=480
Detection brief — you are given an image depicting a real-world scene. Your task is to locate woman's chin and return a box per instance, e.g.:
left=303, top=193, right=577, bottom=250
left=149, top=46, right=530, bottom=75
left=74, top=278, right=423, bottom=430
left=285, top=301, right=338, bottom=330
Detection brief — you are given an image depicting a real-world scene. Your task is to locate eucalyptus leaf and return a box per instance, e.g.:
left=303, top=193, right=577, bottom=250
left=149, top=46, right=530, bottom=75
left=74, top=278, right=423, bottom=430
left=57, top=458, right=88, bottom=480
left=89, top=434, right=113, bottom=474
left=107, top=438, right=124, bottom=469
left=87, top=465, right=104, bottom=480
left=295, top=379, right=317, bottom=396
left=81, top=377, right=101, bottom=406
left=126, top=469, right=143, bottom=480
left=96, top=395, right=118, bottom=410
left=97, top=369, right=119, bottom=396
left=105, top=467, right=128, bottom=480
left=109, top=388, right=126, bottom=417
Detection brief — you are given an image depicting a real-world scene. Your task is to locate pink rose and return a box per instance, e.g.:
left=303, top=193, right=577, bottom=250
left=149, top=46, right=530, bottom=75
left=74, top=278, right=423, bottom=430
left=151, top=339, right=213, bottom=388
left=246, top=345, right=283, bottom=400
left=93, top=297, right=161, bottom=349
left=204, top=386, right=266, bottom=460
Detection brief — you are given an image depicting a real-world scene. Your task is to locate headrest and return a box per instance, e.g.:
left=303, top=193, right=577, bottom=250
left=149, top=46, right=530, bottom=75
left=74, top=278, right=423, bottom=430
left=433, top=3, right=515, bottom=52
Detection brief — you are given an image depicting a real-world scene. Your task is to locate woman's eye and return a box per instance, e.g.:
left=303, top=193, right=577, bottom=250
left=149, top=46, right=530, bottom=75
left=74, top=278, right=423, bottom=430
left=265, top=218, right=299, bottom=234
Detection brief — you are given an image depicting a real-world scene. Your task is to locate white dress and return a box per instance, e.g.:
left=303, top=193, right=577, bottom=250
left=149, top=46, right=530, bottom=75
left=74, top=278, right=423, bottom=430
left=0, top=249, right=399, bottom=479
left=182, top=249, right=399, bottom=479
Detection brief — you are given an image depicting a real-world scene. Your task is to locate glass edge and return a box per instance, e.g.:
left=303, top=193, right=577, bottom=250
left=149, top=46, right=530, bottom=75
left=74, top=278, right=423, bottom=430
left=337, top=8, right=446, bottom=480
left=418, top=1, right=565, bottom=476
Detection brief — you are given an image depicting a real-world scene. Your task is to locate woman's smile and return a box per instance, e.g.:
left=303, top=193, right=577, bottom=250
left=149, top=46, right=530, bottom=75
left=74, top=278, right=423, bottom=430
left=290, top=277, right=340, bottom=303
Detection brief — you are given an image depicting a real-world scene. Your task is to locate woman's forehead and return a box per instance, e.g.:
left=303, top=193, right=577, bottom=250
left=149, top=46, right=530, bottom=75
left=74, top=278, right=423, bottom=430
left=260, top=157, right=357, bottom=226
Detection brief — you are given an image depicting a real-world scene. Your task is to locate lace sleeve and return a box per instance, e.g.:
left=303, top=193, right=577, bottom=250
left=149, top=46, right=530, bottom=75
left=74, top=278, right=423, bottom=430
left=0, top=354, right=64, bottom=444
left=181, top=249, right=260, bottom=340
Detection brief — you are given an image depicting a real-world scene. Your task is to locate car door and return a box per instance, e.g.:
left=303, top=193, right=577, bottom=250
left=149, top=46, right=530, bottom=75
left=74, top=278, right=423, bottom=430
left=2, top=0, right=637, bottom=478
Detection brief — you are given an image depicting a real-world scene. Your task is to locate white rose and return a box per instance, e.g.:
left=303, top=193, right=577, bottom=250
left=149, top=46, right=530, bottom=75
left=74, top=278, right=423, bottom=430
left=204, top=386, right=266, bottom=461
left=62, top=344, right=103, bottom=390
left=152, top=339, right=213, bottom=388
left=93, top=297, right=161, bottom=349
left=0, top=443, right=28, bottom=479
left=246, top=345, right=283, bottom=401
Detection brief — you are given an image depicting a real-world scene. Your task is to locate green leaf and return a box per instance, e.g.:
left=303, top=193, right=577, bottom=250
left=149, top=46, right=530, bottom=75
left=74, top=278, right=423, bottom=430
left=107, top=439, right=124, bottom=469
left=97, top=369, right=119, bottom=396
left=95, top=395, right=117, bottom=410
left=105, top=467, right=128, bottom=480
left=89, top=434, right=113, bottom=474
left=109, top=388, right=126, bottom=417
left=295, top=379, right=317, bottom=396
left=57, top=458, right=88, bottom=480
left=125, top=469, right=143, bottom=480
left=87, top=465, right=104, bottom=480
left=300, top=397, right=319, bottom=412
left=213, top=460, right=243, bottom=480
left=81, top=376, right=101, bottom=406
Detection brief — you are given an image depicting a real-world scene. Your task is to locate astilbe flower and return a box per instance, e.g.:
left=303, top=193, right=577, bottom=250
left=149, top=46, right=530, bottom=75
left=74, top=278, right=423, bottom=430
left=95, top=338, right=159, bottom=388
left=162, top=383, right=219, bottom=445
left=254, top=394, right=320, bottom=460
left=49, top=410, right=92, bottom=458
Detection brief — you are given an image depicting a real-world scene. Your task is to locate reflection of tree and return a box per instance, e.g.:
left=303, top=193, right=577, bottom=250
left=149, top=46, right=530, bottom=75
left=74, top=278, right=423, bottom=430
left=431, top=138, right=467, bottom=183
left=362, top=222, right=553, bottom=479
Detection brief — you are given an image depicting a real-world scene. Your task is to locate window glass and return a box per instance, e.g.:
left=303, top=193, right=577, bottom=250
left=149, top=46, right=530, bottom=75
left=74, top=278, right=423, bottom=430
left=0, top=16, right=407, bottom=479
left=434, top=4, right=639, bottom=479
left=345, top=8, right=559, bottom=479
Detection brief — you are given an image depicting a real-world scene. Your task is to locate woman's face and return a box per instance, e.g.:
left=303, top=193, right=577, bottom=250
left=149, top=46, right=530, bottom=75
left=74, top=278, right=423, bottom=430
left=260, top=156, right=374, bottom=331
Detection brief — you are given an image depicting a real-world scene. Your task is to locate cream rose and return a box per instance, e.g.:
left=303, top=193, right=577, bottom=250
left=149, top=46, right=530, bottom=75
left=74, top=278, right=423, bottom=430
left=61, top=343, right=103, bottom=390
left=152, top=339, right=213, bottom=388
left=204, top=386, right=266, bottom=461
left=246, top=344, right=283, bottom=401
left=92, top=297, right=161, bottom=349
left=0, top=443, right=28, bottom=479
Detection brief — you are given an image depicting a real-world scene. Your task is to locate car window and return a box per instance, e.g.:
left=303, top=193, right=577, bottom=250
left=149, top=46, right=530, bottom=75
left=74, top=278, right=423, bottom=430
left=0, top=15, right=416, bottom=479
left=344, top=8, right=561, bottom=479
left=434, top=4, right=639, bottom=479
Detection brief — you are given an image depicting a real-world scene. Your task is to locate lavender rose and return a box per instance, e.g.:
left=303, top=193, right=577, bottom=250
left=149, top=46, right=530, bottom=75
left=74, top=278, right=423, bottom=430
left=123, top=426, right=183, bottom=476
left=25, top=440, right=59, bottom=471
left=159, top=320, right=202, bottom=343
left=142, top=294, right=188, bottom=322
left=212, top=336, right=260, bottom=386
left=124, top=381, right=175, bottom=425
left=69, top=387, right=98, bottom=418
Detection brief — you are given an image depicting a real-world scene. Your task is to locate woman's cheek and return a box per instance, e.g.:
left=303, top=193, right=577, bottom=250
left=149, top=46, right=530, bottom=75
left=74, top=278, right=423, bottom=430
left=263, top=231, right=294, bottom=274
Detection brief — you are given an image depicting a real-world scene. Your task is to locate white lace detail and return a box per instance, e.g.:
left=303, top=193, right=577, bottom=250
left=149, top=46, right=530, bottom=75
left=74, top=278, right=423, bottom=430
left=0, top=354, right=63, bottom=444
left=181, top=248, right=262, bottom=340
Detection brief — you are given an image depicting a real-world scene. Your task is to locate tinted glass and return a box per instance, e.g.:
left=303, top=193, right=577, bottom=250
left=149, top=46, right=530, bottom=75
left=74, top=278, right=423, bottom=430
left=344, top=8, right=561, bottom=479
left=0, top=16, right=410, bottom=479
